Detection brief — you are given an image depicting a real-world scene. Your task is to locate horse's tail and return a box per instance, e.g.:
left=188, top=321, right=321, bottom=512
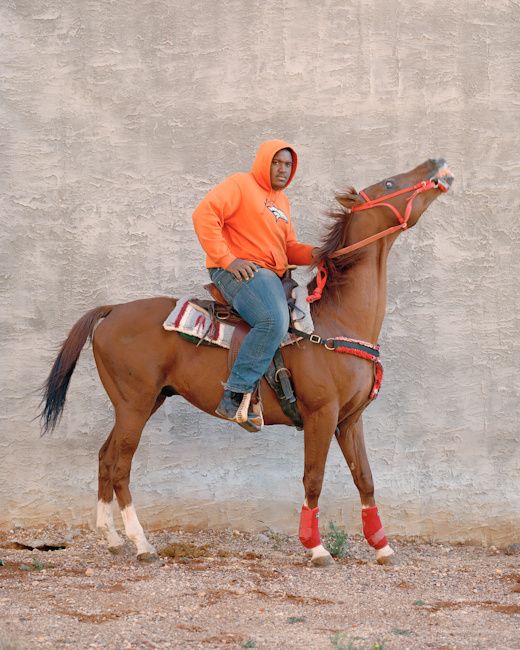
left=40, top=305, right=114, bottom=435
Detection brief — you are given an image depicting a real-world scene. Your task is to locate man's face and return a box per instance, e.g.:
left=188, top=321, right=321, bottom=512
left=270, top=149, right=293, bottom=190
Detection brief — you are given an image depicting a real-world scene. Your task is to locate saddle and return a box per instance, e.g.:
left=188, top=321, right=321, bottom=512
left=198, top=272, right=303, bottom=430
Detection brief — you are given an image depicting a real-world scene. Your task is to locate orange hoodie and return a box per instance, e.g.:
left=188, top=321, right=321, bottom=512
left=192, top=139, right=313, bottom=277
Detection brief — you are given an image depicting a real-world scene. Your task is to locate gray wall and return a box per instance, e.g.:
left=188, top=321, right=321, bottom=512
left=2, top=0, right=519, bottom=544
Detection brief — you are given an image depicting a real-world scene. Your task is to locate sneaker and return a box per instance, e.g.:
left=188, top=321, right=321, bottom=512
left=216, top=390, right=263, bottom=431
left=215, top=390, right=243, bottom=421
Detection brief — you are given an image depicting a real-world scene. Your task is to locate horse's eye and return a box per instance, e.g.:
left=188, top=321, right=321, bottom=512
left=385, top=180, right=394, bottom=189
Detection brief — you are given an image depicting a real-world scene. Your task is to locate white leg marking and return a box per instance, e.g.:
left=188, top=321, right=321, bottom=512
left=310, top=543, right=334, bottom=566
left=97, top=500, right=124, bottom=549
left=376, top=544, right=394, bottom=560
left=311, top=544, right=331, bottom=561
left=120, top=503, right=156, bottom=556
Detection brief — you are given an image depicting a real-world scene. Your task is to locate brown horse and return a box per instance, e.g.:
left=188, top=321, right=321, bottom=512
left=41, top=159, right=453, bottom=565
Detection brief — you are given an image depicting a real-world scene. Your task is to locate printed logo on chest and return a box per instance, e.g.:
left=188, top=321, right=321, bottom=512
left=265, top=200, right=288, bottom=223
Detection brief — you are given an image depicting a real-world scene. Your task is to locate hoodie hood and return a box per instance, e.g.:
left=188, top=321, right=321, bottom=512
left=251, top=139, right=298, bottom=192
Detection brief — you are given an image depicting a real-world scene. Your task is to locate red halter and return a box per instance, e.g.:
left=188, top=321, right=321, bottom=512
left=307, top=177, right=448, bottom=303
left=330, top=178, right=447, bottom=259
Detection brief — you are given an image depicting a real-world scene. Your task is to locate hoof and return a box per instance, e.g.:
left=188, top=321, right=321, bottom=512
left=108, top=544, right=124, bottom=555
left=311, top=553, right=334, bottom=567
left=137, top=552, right=159, bottom=563
left=377, top=553, right=397, bottom=566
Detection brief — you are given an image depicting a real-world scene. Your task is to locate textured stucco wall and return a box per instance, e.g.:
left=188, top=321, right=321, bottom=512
left=1, top=0, right=519, bottom=544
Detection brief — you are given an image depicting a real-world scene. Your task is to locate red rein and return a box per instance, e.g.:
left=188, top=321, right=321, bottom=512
left=307, top=178, right=446, bottom=304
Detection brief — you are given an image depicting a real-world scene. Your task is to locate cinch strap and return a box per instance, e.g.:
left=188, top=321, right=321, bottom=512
left=288, top=327, right=383, bottom=402
left=369, top=360, right=383, bottom=400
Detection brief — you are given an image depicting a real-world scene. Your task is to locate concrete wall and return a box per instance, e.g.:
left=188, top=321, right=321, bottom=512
left=1, top=0, right=519, bottom=544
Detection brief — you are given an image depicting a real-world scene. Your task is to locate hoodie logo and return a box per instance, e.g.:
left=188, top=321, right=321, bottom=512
left=265, top=201, right=288, bottom=223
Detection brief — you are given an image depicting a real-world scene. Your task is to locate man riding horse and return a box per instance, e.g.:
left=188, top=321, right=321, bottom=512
left=192, top=139, right=314, bottom=429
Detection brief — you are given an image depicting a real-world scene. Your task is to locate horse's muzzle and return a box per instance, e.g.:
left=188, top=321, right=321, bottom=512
left=431, top=158, right=454, bottom=191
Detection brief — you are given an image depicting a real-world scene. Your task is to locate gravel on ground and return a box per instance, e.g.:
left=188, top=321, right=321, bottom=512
left=1, top=524, right=519, bottom=649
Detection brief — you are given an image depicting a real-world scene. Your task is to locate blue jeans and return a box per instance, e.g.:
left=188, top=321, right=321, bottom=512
left=209, top=267, right=290, bottom=393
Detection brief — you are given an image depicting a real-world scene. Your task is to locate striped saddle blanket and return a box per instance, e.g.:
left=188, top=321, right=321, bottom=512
left=163, top=285, right=314, bottom=349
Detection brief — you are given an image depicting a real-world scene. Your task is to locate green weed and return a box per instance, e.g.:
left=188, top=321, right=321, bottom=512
left=392, top=628, right=413, bottom=636
left=324, top=521, right=350, bottom=558
left=259, top=523, right=286, bottom=550
left=19, top=558, right=45, bottom=572
left=329, top=633, right=364, bottom=650
left=330, top=634, right=386, bottom=650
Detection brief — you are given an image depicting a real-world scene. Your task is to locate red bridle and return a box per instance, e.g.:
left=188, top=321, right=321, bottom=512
left=307, top=177, right=449, bottom=303
left=330, top=178, right=448, bottom=259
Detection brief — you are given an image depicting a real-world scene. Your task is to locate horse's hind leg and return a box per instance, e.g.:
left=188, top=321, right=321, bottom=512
left=336, top=417, right=395, bottom=565
left=99, top=404, right=159, bottom=560
left=97, top=426, right=125, bottom=553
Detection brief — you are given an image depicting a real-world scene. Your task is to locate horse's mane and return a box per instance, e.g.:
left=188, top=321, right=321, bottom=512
left=307, top=187, right=365, bottom=312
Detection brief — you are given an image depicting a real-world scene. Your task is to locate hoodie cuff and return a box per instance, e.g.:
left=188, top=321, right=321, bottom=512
left=287, top=243, right=314, bottom=266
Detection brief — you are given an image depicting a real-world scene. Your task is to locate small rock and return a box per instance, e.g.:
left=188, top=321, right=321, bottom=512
left=85, top=568, right=94, bottom=577
left=505, top=543, right=520, bottom=556
left=257, top=534, right=270, bottom=544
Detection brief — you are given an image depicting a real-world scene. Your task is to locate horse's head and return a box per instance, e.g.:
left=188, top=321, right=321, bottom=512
left=336, top=159, right=454, bottom=247
left=309, top=160, right=454, bottom=304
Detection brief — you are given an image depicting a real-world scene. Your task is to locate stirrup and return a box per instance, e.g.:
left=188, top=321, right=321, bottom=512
left=215, top=391, right=252, bottom=423
left=238, top=400, right=264, bottom=432
left=235, top=392, right=252, bottom=423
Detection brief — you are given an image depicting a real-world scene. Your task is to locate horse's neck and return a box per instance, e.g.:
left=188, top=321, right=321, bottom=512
left=317, top=243, right=390, bottom=344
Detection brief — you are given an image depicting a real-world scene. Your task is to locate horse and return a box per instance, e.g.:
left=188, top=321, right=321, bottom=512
left=41, top=158, right=453, bottom=566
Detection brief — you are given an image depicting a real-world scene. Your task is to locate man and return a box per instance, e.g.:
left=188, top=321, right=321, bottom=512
left=192, top=139, right=314, bottom=428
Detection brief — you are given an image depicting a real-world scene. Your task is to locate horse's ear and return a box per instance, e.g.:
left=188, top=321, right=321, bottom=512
left=335, top=187, right=363, bottom=211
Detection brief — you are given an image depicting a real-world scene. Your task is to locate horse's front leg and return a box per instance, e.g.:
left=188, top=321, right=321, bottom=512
left=300, top=406, right=338, bottom=567
left=336, top=417, right=395, bottom=565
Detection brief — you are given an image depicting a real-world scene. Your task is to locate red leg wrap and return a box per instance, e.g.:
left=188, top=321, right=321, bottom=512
left=299, top=505, right=321, bottom=549
left=362, top=505, right=388, bottom=550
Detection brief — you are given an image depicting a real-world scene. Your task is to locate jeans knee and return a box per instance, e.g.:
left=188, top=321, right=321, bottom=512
left=275, top=313, right=290, bottom=339
left=259, top=311, right=289, bottom=340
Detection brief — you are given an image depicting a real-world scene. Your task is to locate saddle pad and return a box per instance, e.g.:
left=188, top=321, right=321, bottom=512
left=291, top=285, right=314, bottom=334
left=163, top=297, right=302, bottom=349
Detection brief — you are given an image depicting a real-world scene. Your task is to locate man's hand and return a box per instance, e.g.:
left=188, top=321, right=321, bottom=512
left=227, top=258, right=258, bottom=281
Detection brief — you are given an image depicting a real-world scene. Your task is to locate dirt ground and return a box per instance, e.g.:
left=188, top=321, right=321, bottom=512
left=0, top=525, right=519, bottom=650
